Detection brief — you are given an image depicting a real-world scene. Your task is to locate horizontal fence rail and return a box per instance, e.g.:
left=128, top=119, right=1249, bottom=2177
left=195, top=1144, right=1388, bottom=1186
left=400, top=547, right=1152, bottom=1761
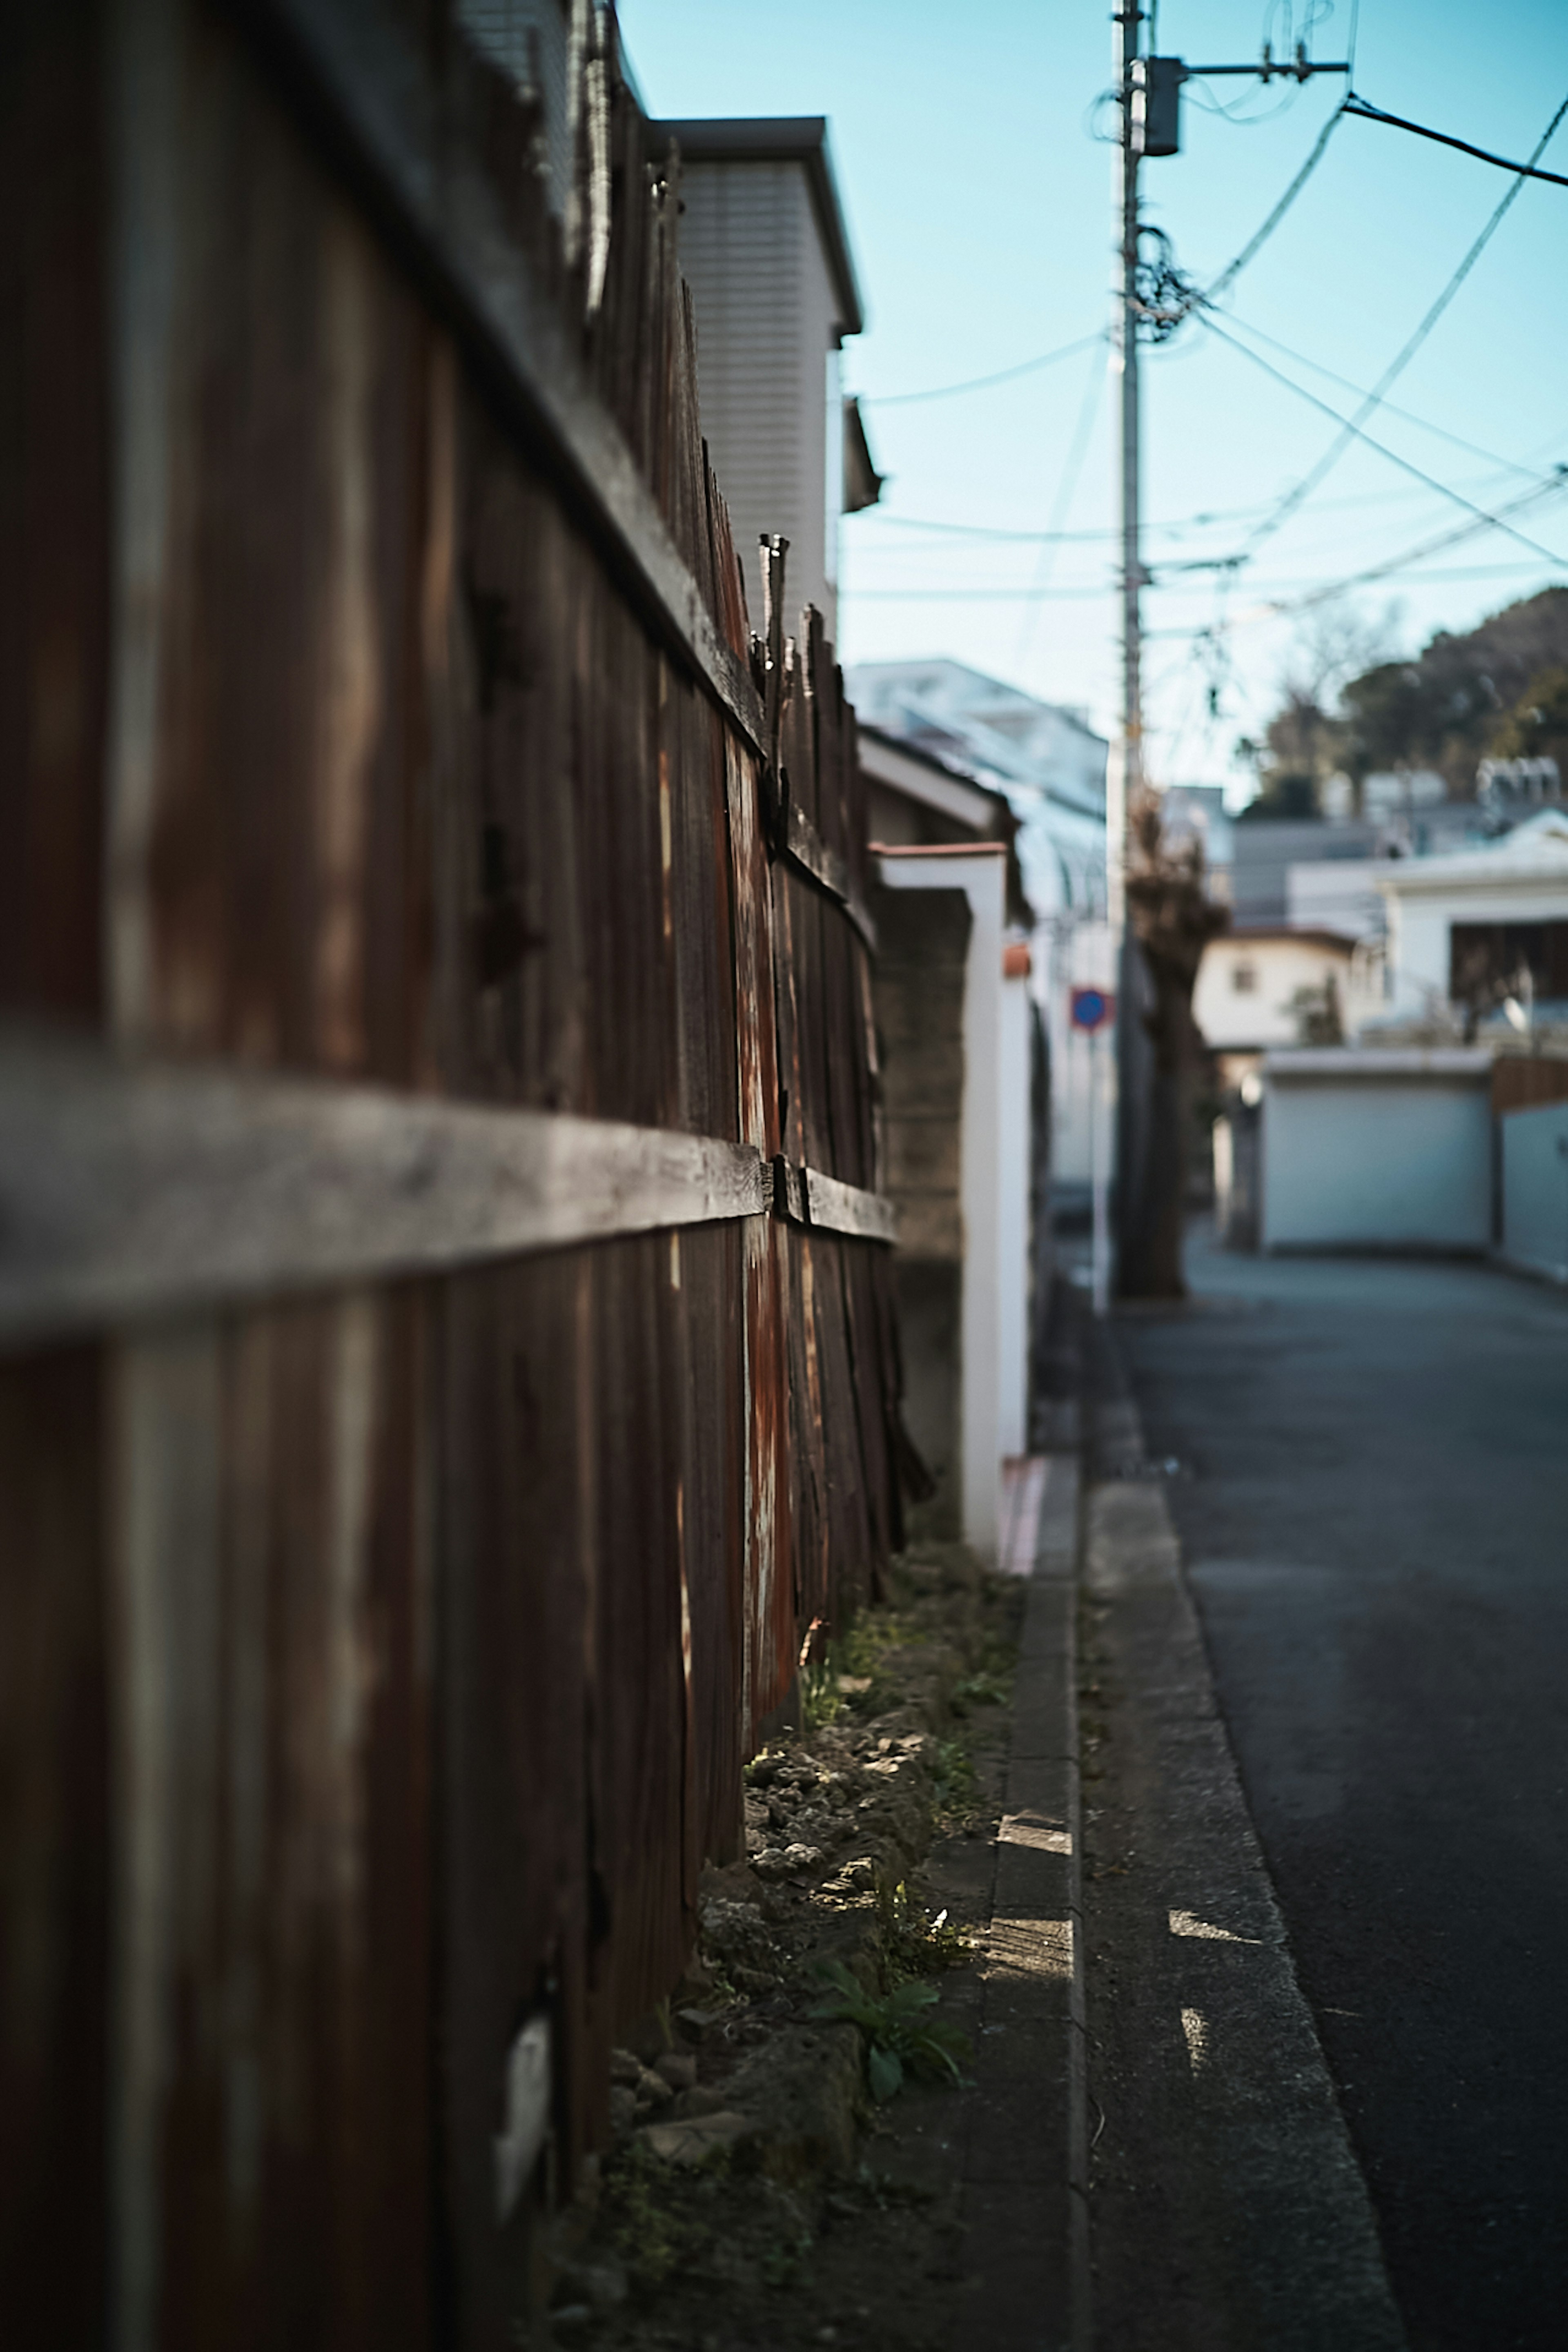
left=0, top=1034, right=895, bottom=1343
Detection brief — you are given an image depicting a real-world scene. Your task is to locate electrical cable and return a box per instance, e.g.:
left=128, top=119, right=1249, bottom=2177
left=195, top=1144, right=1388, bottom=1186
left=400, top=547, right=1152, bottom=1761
left=1184, top=74, right=1304, bottom=127
left=1227, top=84, right=1568, bottom=553
left=1200, top=97, right=1347, bottom=306
left=860, top=516, right=1125, bottom=546
left=856, top=471, right=1532, bottom=548
left=1266, top=472, right=1568, bottom=612
left=1196, top=313, right=1568, bottom=567
left=858, top=332, right=1105, bottom=408
left=1214, top=310, right=1549, bottom=481
left=1014, top=339, right=1109, bottom=670
left=1344, top=93, right=1568, bottom=189
left=851, top=558, right=1562, bottom=602
left=1159, top=559, right=1239, bottom=780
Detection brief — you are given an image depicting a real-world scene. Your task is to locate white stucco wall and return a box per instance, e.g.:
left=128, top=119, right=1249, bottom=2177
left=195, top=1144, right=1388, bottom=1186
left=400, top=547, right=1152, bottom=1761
left=877, top=847, right=1010, bottom=1560
left=998, top=964, right=1031, bottom=1459
left=1262, top=1051, right=1493, bottom=1251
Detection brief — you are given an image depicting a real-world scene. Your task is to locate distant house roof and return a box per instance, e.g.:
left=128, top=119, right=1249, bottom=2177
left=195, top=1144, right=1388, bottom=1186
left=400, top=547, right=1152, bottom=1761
left=860, top=726, right=1031, bottom=925
left=859, top=724, right=1012, bottom=833
left=1220, top=925, right=1359, bottom=955
left=1374, top=808, right=1568, bottom=895
left=649, top=116, right=864, bottom=336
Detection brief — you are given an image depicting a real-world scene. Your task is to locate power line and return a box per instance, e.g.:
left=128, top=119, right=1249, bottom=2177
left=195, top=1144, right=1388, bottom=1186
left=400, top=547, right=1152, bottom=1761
left=853, top=468, right=1536, bottom=549
left=849, top=557, right=1566, bottom=603
left=1227, top=84, right=1568, bottom=553
left=1267, top=473, right=1568, bottom=612
left=1200, top=96, right=1347, bottom=306
left=1344, top=93, right=1568, bottom=189
left=857, top=332, right=1104, bottom=408
left=1144, top=561, right=1568, bottom=641
left=1015, top=339, right=1109, bottom=670
left=1212, top=311, right=1550, bottom=482
left=1197, top=313, right=1568, bottom=569
left=859, top=517, right=1119, bottom=546
left=858, top=503, right=1265, bottom=545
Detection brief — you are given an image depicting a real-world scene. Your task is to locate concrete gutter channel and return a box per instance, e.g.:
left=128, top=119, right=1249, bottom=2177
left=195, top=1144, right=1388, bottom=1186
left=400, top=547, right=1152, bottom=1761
left=966, top=1289, right=1409, bottom=2350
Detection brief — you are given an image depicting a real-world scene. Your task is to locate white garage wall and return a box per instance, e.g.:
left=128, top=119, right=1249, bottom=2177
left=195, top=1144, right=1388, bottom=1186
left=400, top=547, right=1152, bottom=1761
left=1501, top=1101, right=1568, bottom=1283
left=1263, top=1052, right=1493, bottom=1251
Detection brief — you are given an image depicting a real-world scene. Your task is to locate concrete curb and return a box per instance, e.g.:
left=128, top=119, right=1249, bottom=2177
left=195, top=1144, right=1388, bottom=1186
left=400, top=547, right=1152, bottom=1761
left=1081, top=1334, right=1408, bottom=2352
left=953, top=1406, right=1088, bottom=2348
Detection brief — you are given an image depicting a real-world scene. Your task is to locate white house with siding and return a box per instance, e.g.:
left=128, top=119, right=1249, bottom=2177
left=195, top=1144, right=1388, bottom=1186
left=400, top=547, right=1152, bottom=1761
left=1374, top=810, right=1568, bottom=1022
left=651, top=116, right=874, bottom=634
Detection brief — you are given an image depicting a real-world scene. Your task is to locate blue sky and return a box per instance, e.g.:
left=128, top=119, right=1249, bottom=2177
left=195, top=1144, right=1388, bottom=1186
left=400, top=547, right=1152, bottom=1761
left=618, top=0, right=1568, bottom=799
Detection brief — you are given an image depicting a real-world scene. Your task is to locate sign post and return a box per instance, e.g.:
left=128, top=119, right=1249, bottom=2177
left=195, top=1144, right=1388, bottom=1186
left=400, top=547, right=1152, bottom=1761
left=1071, top=987, right=1116, bottom=1316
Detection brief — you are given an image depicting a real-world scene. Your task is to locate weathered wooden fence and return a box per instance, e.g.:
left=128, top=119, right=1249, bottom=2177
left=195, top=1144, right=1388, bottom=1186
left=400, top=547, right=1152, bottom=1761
left=2, top=3, right=903, bottom=2343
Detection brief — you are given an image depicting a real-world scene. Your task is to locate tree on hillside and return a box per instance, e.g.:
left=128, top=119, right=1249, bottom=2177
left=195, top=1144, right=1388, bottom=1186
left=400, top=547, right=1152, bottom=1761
left=1489, top=662, right=1568, bottom=774
left=1236, top=600, right=1396, bottom=817
left=1247, top=587, right=1568, bottom=811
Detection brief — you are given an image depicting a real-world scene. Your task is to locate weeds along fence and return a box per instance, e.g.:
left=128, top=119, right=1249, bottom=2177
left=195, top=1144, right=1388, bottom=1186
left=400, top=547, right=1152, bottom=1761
left=2, top=3, right=904, bottom=2343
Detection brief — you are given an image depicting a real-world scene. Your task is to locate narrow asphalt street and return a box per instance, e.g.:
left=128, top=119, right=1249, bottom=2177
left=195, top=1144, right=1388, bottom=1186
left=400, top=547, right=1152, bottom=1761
left=1119, top=1229, right=1568, bottom=2352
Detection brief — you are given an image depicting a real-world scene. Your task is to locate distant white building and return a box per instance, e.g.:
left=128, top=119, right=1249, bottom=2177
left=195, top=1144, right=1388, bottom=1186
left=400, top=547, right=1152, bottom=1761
left=846, top=659, right=1109, bottom=1190
left=1286, top=860, right=1389, bottom=942
left=653, top=116, right=876, bottom=635
left=1196, top=926, right=1381, bottom=1078
left=1375, top=808, right=1568, bottom=1023
left=1362, top=768, right=1447, bottom=821
left=846, top=659, right=1106, bottom=915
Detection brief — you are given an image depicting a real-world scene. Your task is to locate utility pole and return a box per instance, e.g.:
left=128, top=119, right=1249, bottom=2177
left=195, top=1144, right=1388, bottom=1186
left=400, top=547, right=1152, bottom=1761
left=1107, top=6, right=1155, bottom=1299
left=1111, top=7, right=1143, bottom=945
left=1107, top=14, right=1349, bottom=1296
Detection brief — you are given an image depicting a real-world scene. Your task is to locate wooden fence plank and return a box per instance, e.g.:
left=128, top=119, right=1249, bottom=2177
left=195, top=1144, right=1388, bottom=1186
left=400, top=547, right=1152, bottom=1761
left=225, top=0, right=767, bottom=758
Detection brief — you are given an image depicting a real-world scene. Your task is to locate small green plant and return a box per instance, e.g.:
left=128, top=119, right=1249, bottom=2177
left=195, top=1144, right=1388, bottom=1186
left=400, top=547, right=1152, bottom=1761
left=932, top=1737, right=975, bottom=1811
left=949, top=1670, right=1008, bottom=1716
left=874, top=1878, right=972, bottom=1982
left=799, top=1605, right=913, bottom=1728
left=761, top=2227, right=813, bottom=2288
left=801, top=1652, right=844, bottom=1732
left=605, top=2142, right=699, bottom=2286
left=809, top=1959, right=971, bottom=2102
